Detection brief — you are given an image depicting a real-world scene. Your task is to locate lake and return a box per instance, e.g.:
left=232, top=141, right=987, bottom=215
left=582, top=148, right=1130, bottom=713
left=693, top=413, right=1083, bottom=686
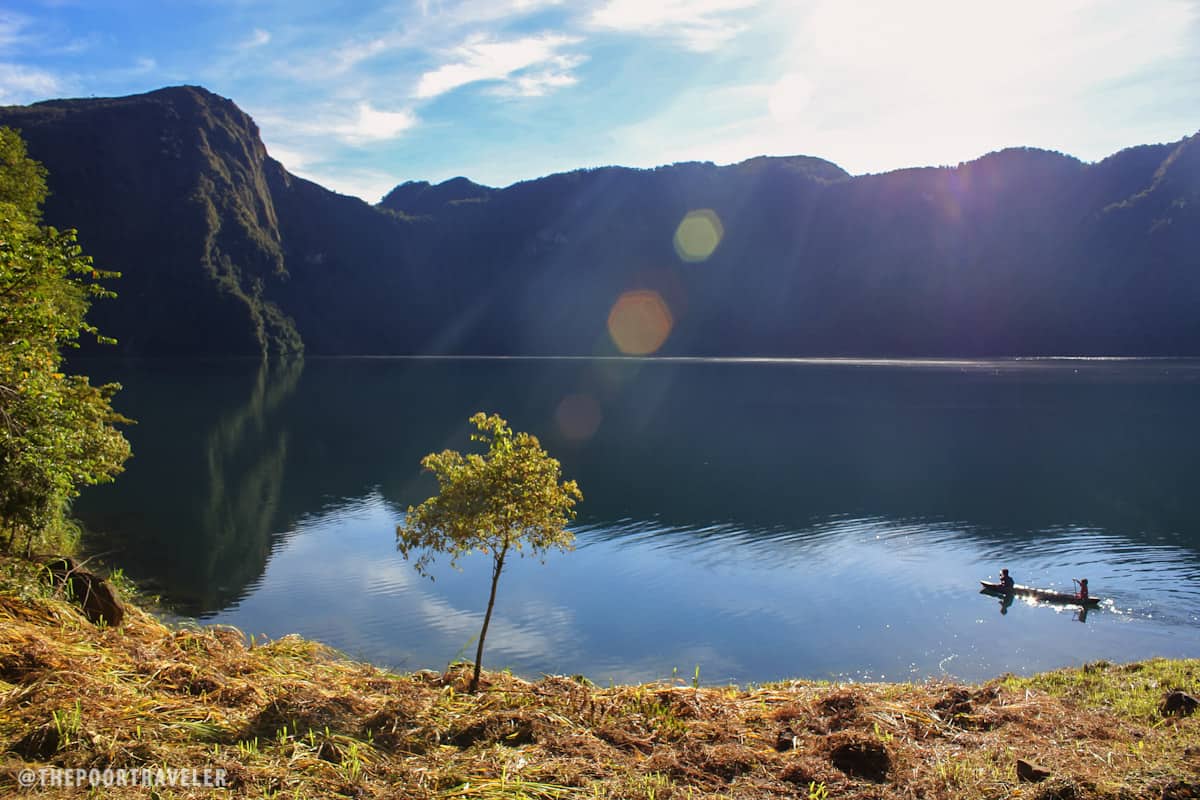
left=73, top=357, right=1200, bottom=684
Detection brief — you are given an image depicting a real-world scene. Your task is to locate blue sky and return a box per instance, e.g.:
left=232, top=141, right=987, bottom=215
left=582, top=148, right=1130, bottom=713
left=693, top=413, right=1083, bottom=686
left=3, top=0, right=1199, bottom=202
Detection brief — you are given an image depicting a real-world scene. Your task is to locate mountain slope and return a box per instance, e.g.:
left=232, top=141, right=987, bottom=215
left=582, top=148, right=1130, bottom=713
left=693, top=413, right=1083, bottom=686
left=0, top=86, right=300, bottom=356
left=1, top=85, right=1198, bottom=357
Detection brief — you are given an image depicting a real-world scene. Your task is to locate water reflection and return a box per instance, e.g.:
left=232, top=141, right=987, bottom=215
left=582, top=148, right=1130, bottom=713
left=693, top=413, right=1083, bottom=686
left=73, top=357, right=1200, bottom=680
left=196, top=357, right=303, bottom=605
left=998, top=593, right=1014, bottom=616
left=76, top=358, right=303, bottom=611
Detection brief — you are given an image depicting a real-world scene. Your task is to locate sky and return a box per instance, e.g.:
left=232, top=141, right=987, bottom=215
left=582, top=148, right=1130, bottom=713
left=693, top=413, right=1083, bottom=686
left=2, top=0, right=1199, bottom=202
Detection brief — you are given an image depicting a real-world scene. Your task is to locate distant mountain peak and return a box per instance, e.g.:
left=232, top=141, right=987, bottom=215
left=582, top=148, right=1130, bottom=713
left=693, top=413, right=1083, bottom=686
left=27, top=84, right=236, bottom=115
left=379, top=175, right=495, bottom=214
left=731, top=154, right=850, bottom=181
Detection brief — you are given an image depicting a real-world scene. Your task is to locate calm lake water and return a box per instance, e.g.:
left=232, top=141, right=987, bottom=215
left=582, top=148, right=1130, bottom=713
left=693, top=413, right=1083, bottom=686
left=74, top=357, right=1200, bottom=684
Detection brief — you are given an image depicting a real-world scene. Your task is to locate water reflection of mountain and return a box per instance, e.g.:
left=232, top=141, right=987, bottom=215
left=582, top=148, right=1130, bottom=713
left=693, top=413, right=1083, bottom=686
left=75, top=359, right=302, bottom=613
left=76, top=358, right=1200, bottom=614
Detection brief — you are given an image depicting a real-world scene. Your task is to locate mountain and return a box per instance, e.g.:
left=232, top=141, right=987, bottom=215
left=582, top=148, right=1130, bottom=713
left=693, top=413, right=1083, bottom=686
left=380, top=176, right=495, bottom=215
left=2, top=85, right=1198, bottom=357
left=0, top=86, right=301, bottom=356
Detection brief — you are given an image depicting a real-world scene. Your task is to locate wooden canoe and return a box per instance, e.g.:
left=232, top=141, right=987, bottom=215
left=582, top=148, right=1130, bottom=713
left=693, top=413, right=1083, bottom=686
left=980, top=581, right=1100, bottom=607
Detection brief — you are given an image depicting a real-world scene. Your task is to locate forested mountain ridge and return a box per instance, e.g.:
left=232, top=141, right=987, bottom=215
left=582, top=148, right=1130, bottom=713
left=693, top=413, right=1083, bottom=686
left=0, top=86, right=303, bottom=355
left=2, top=85, right=1197, bottom=357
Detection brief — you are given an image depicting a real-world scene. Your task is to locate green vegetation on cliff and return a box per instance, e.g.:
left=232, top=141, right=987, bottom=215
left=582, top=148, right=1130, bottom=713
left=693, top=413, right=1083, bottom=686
left=0, top=88, right=301, bottom=357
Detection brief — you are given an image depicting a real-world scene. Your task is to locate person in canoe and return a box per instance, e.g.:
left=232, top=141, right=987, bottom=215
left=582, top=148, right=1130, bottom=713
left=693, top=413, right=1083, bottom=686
left=1000, top=568, right=1015, bottom=591
left=1075, top=578, right=1088, bottom=601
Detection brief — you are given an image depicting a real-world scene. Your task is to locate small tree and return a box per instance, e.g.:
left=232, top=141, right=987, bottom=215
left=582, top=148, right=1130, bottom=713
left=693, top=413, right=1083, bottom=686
left=396, top=412, right=582, bottom=692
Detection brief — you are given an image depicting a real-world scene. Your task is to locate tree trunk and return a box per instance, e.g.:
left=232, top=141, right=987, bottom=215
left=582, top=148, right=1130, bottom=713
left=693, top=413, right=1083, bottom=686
left=471, top=541, right=508, bottom=692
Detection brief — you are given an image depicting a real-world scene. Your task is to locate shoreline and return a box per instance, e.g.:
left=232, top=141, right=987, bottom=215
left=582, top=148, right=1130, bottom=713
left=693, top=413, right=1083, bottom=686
left=1, top=556, right=1197, bottom=799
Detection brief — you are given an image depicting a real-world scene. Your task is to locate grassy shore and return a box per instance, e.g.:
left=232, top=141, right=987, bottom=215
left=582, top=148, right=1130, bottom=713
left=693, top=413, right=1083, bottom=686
left=0, top=555, right=1197, bottom=799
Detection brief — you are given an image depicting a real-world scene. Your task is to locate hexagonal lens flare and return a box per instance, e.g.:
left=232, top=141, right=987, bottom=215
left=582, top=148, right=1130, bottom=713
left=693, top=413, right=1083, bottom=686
left=673, top=209, right=724, bottom=263
left=606, top=290, right=674, bottom=355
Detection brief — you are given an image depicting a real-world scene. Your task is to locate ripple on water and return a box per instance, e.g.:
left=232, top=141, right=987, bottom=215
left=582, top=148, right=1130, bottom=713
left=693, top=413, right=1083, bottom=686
left=203, top=492, right=1200, bottom=685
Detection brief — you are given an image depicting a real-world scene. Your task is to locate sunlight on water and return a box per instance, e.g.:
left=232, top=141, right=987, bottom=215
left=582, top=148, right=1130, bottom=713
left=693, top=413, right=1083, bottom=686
left=201, top=493, right=1200, bottom=684
left=75, top=357, right=1200, bottom=683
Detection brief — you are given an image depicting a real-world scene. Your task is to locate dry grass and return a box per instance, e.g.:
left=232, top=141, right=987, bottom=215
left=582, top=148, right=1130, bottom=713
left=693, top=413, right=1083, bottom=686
left=0, top=557, right=1197, bottom=799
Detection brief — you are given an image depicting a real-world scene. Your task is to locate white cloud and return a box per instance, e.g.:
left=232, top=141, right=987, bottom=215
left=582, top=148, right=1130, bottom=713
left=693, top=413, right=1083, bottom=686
left=265, top=0, right=571, bottom=85
left=329, top=36, right=390, bottom=73
left=0, top=62, right=63, bottom=103
left=611, top=0, right=1200, bottom=174
left=790, top=0, right=1198, bottom=169
left=588, top=0, right=760, bottom=52
left=263, top=143, right=315, bottom=172
left=414, top=33, right=583, bottom=99
left=0, top=11, right=31, bottom=53
left=252, top=100, right=418, bottom=193
left=53, top=33, right=102, bottom=55
left=242, top=28, right=271, bottom=48
left=335, top=101, right=419, bottom=143
left=287, top=166, right=399, bottom=203
left=255, top=147, right=399, bottom=201
left=797, top=0, right=1191, bottom=96
left=256, top=103, right=418, bottom=146
left=766, top=73, right=813, bottom=124
left=420, top=0, right=565, bottom=25
left=491, top=68, right=578, bottom=97
left=268, top=35, right=393, bottom=82
left=1, top=9, right=95, bottom=59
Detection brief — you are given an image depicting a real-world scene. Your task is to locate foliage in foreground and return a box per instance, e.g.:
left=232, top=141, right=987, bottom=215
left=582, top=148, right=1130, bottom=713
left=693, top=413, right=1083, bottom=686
left=0, top=557, right=1197, bottom=799
left=0, top=127, right=130, bottom=554
left=398, top=412, right=582, bottom=692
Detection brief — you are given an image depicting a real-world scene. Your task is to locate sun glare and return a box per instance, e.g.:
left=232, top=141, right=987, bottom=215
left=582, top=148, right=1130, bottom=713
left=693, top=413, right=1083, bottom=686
left=673, top=209, right=724, bottom=263
left=555, top=393, right=603, bottom=441
left=607, top=289, right=674, bottom=355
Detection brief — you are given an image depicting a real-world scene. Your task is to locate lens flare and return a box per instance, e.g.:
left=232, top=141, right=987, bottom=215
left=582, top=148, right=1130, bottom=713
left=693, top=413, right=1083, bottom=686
left=607, top=290, right=674, bottom=355
left=555, top=393, right=602, bottom=441
left=673, top=209, right=724, bottom=263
